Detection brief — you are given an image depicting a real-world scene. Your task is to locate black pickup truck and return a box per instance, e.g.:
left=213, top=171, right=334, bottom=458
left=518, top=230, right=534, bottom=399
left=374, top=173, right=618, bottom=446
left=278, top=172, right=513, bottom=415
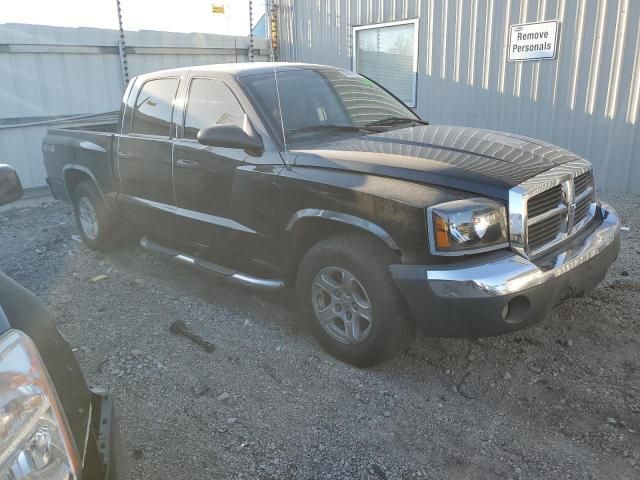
left=0, top=165, right=122, bottom=478
left=43, top=63, right=620, bottom=366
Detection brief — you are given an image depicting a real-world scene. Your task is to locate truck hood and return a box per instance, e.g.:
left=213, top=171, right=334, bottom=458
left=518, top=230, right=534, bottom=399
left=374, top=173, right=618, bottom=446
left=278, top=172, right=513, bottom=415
left=290, top=125, right=583, bottom=200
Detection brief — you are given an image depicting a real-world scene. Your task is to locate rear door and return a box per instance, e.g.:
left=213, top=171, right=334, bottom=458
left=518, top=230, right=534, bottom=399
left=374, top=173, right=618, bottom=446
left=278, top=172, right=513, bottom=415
left=117, top=77, right=180, bottom=235
left=171, top=77, right=252, bottom=255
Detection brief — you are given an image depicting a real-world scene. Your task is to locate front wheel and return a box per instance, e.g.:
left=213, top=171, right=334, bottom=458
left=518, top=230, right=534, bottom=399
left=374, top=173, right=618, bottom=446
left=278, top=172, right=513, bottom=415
left=296, top=233, right=413, bottom=367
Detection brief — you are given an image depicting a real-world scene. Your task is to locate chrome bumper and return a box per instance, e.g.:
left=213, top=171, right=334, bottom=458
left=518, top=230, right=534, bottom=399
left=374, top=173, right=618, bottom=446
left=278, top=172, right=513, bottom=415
left=427, top=202, right=620, bottom=299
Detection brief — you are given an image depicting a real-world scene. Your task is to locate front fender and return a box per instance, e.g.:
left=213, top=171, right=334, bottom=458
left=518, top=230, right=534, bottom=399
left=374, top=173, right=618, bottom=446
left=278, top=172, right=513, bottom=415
left=276, top=165, right=469, bottom=266
left=285, top=208, right=400, bottom=251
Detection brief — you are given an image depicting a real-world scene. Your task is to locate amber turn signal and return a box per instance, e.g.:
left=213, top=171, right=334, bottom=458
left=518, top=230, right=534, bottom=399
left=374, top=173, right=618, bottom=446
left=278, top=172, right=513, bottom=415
left=434, top=214, right=451, bottom=248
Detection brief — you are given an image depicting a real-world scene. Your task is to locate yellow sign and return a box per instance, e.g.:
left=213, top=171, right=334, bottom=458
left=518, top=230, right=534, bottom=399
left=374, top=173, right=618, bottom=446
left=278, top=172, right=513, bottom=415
left=212, top=4, right=224, bottom=14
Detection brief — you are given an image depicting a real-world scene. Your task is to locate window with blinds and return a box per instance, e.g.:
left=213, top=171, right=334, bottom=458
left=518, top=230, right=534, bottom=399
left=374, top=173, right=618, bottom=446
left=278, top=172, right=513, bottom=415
left=353, top=20, right=418, bottom=107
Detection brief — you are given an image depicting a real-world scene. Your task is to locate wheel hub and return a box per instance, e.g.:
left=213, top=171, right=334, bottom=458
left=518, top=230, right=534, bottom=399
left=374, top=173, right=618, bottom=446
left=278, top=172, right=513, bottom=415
left=78, top=196, right=99, bottom=240
left=311, top=266, right=373, bottom=345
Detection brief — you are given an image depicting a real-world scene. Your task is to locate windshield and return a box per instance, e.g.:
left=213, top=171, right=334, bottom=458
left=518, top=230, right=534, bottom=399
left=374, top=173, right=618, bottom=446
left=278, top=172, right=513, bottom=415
left=240, top=67, right=422, bottom=146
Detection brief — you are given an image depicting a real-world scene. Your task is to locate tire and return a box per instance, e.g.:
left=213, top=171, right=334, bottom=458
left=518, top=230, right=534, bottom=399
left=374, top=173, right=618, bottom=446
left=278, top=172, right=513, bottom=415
left=296, top=233, right=413, bottom=367
left=72, top=180, right=120, bottom=250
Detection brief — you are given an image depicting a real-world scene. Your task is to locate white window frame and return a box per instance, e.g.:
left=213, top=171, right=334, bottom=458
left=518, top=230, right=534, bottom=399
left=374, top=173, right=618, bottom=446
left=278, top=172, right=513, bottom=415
left=352, top=18, right=420, bottom=107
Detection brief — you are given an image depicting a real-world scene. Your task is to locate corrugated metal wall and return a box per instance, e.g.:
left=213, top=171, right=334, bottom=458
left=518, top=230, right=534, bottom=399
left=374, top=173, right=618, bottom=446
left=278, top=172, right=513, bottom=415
left=279, top=0, right=640, bottom=194
left=0, top=23, right=269, bottom=188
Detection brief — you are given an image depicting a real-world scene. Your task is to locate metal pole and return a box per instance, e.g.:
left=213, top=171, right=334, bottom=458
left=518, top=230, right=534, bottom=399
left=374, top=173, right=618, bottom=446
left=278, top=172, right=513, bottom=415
left=269, top=0, right=279, bottom=62
left=248, top=0, right=254, bottom=62
left=116, top=0, right=129, bottom=87
left=265, top=0, right=272, bottom=61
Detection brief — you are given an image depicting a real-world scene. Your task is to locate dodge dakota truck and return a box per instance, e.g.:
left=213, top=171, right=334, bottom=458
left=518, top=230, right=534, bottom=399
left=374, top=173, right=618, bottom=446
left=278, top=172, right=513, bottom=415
left=43, top=63, right=620, bottom=366
left=0, top=165, right=122, bottom=478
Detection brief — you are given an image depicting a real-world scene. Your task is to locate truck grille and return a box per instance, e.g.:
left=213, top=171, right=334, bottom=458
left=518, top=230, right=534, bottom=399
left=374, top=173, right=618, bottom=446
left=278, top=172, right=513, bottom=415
left=528, top=213, right=563, bottom=251
left=574, top=171, right=594, bottom=225
left=509, top=159, right=596, bottom=258
left=527, top=184, right=563, bottom=218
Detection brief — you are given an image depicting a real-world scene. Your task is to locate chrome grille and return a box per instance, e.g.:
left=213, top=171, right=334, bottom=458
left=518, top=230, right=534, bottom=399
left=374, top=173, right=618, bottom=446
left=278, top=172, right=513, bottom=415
left=528, top=214, right=563, bottom=250
left=574, top=171, right=592, bottom=196
left=509, top=159, right=597, bottom=258
left=575, top=195, right=591, bottom=223
left=573, top=171, right=594, bottom=226
left=527, top=185, right=563, bottom=217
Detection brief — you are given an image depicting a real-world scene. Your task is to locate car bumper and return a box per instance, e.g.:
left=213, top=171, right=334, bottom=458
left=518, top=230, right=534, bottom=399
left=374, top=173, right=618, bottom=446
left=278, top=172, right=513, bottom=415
left=390, top=202, right=621, bottom=337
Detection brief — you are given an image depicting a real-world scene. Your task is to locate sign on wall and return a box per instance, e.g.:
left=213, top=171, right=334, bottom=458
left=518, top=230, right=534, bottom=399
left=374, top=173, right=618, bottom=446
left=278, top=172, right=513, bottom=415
left=508, top=20, right=559, bottom=62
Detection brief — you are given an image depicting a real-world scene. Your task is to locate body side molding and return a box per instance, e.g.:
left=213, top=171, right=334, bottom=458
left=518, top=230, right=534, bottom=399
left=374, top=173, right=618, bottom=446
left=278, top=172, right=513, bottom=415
left=120, top=194, right=258, bottom=234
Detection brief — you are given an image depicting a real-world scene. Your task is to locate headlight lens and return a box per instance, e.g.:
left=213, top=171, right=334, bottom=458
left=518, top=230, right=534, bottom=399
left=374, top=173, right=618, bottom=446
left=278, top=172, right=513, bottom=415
left=0, top=330, right=80, bottom=480
left=427, top=198, right=509, bottom=255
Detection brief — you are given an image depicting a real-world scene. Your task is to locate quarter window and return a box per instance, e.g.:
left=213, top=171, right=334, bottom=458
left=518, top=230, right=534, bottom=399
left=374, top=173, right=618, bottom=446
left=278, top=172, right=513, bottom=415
left=131, top=78, right=180, bottom=136
left=353, top=20, right=418, bottom=106
left=183, top=79, right=245, bottom=140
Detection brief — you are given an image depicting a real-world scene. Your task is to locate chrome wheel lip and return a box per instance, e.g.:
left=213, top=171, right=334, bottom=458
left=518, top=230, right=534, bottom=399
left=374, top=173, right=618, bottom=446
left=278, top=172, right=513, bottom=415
left=78, top=196, right=99, bottom=241
left=311, top=266, right=373, bottom=345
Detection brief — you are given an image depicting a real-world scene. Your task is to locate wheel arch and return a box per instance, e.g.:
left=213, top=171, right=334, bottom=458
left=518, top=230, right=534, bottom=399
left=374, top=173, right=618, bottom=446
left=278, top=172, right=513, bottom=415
left=283, top=209, right=401, bottom=279
left=63, top=165, right=101, bottom=198
left=62, top=165, right=117, bottom=217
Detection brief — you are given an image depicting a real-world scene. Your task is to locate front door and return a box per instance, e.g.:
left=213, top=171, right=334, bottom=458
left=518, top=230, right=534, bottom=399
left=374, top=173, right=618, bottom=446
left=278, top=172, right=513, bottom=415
left=117, top=77, right=180, bottom=235
left=171, top=77, right=254, bottom=259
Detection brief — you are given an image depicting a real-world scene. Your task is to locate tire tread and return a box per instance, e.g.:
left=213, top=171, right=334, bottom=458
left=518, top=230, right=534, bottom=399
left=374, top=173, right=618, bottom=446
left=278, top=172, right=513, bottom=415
left=296, top=232, right=413, bottom=366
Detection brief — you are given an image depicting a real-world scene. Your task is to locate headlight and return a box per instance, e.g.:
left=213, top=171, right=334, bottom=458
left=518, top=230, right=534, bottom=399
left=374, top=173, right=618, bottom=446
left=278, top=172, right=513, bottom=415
left=427, top=198, right=509, bottom=255
left=0, top=330, right=80, bottom=479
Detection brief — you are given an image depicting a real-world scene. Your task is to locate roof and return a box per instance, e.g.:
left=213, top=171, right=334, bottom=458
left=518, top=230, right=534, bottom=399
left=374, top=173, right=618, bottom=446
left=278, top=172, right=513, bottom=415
left=136, top=62, right=343, bottom=79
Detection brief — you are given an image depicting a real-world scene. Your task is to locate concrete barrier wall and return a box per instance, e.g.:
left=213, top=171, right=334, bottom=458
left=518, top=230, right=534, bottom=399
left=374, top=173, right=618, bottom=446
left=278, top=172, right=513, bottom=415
left=0, top=23, right=270, bottom=188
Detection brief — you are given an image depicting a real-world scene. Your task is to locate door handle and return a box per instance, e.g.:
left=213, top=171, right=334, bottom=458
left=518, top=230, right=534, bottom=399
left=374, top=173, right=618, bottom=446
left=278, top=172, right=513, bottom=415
left=119, top=151, right=133, bottom=158
left=175, top=158, right=199, bottom=168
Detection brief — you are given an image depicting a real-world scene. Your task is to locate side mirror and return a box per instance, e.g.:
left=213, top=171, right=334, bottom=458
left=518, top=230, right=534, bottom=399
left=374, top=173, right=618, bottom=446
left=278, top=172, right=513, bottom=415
left=197, top=123, right=264, bottom=156
left=0, top=165, right=23, bottom=207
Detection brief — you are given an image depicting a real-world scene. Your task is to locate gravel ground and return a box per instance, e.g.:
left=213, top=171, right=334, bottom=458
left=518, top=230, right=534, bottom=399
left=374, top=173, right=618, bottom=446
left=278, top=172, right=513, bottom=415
left=1, top=194, right=639, bottom=480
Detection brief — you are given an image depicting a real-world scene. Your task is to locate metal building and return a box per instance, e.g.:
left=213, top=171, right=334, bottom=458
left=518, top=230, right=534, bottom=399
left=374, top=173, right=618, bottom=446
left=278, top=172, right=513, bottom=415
left=278, top=0, right=640, bottom=194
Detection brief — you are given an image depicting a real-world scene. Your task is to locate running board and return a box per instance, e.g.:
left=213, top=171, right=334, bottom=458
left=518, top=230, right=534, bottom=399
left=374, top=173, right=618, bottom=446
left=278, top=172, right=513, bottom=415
left=139, top=236, right=285, bottom=290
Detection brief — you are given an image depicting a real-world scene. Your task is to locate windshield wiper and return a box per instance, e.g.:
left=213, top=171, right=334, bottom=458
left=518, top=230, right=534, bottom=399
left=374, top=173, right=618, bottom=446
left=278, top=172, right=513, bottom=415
left=364, top=116, right=429, bottom=128
left=286, top=124, right=365, bottom=136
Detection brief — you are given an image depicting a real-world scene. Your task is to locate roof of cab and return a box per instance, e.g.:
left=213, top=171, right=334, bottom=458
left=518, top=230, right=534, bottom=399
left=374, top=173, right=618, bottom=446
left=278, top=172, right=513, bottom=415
left=135, top=62, right=342, bottom=80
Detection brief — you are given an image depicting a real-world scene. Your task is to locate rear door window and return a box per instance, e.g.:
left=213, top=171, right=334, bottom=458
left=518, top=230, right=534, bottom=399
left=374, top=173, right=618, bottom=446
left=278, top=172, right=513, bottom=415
left=183, top=78, right=244, bottom=140
left=131, top=78, right=180, bottom=137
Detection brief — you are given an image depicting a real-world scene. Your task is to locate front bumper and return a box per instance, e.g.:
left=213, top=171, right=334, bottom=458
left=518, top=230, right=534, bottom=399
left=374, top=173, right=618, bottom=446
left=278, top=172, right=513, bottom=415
left=391, top=202, right=621, bottom=337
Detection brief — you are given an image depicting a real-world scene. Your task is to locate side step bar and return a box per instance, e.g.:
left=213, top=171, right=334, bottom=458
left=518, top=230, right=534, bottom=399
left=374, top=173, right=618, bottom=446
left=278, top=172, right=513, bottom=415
left=139, top=236, right=285, bottom=290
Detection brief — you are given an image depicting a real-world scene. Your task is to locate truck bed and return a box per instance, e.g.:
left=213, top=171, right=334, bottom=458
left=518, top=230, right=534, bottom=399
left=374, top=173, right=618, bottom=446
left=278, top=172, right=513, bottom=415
left=42, top=122, right=118, bottom=203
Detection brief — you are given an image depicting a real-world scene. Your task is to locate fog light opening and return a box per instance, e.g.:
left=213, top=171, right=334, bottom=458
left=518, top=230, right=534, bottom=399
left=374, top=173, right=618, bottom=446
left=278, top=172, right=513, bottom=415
left=502, top=296, right=530, bottom=325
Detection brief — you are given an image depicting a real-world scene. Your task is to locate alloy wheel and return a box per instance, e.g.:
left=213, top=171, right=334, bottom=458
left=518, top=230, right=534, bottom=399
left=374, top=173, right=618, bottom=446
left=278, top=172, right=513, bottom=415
left=78, top=196, right=99, bottom=240
left=311, top=266, right=373, bottom=345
